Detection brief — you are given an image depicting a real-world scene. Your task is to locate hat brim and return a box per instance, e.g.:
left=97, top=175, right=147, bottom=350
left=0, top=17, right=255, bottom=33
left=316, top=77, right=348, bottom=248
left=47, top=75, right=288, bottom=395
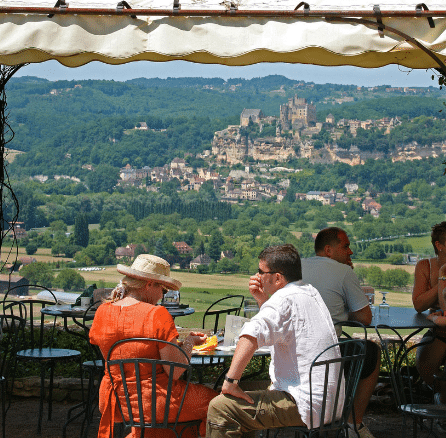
left=117, top=264, right=182, bottom=290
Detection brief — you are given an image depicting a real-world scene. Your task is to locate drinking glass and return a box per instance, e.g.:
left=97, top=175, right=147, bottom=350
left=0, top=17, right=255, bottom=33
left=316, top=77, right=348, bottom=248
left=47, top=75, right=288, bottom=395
left=378, top=291, right=390, bottom=317
left=231, top=319, right=243, bottom=346
left=365, top=292, right=375, bottom=317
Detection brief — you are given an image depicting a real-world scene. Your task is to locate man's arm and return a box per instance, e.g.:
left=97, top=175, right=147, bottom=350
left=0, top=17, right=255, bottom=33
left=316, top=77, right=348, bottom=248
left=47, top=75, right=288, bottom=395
left=348, top=305, right=372, bottom=326
left=221, top=335, right=258, bottom=404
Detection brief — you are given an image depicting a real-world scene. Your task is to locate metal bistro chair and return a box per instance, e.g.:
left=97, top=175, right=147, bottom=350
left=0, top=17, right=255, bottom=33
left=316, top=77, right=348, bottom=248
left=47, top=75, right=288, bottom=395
left=106, top=337, right=201, bottom=438
left=2, top=284, right=83, bottom=434
left=268, top=338, right=366, bottom=438
left=190, top=294, right=244, bottom=384
left=376, top=324, right=446, bottom=438
left=0, top=314, right=26, bottom=438
left=63, top=300, right=104, bottom=438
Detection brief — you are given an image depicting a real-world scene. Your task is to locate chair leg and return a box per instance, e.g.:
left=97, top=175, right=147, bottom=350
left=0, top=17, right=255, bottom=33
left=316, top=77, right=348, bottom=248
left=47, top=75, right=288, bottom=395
left=48, top=362, right=54, bottom=421
left=38, top=364, right=46, bottom=434
left=1, top=380, right=6, bottom=438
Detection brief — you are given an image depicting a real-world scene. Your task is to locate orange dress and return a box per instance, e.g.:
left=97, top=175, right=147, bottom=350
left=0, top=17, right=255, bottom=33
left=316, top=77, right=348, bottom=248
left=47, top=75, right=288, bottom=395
left=89, top=302, right=217, bottom=438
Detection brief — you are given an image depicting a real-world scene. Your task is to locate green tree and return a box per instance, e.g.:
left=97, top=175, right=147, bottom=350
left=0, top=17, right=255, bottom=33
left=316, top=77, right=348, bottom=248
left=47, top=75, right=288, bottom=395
left=54, top=268, right=86, bottom=291
left=20, top=262, right=54, bottom=288
left=25, top=241, right=38, bottom=255
left=366, top=266, right=383, bottom=287
left=363, top=242, right=386, bottom=260
left=74, top=213, right=89, bottom=248
left=209, top=230, right=224, bottom=261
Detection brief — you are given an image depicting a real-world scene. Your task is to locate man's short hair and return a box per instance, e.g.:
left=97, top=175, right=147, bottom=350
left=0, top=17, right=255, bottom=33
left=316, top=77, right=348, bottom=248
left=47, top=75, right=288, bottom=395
left=258, top=244, right=302, bottom=282
left=432, top=221, right=446, bottom=255
left=314, top=227, right=345, bottom=254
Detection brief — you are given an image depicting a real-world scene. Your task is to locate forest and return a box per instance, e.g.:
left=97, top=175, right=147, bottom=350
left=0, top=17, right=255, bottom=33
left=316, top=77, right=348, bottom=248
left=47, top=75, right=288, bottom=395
left=4, top=75, right=446, bottom=179
left=2, top=75, right=446, bottom=285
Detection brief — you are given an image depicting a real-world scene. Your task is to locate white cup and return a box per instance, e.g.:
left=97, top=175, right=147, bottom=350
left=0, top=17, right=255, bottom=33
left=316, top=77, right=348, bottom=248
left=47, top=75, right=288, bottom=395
left=80, top=297, right=91, bottom=308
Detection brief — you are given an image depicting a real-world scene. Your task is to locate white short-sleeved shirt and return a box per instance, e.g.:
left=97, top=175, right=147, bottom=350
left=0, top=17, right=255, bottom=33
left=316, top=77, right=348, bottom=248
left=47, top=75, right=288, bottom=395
left=239, top=281, right=344, bottom=428
left=301, top=256, right=368, bottom=335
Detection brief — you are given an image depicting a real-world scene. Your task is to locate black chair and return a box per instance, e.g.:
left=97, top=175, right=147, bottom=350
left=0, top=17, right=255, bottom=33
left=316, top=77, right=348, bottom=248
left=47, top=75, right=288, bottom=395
left=190, top=294, right=244, bottom=384
left=0, top=314, right=26, bottom=438
left=267, top=338, right=366, bottom=438
left=376, top=324, right=446, bottom=438
left=106, top=337, right=201, bottom=438
left=63, top=301, right=104, bottom=438
left=2, top=284, right=83, bottom=434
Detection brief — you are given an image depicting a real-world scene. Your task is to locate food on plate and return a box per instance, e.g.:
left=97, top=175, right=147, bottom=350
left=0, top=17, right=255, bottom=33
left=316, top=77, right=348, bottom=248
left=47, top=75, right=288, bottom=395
left=192, top=335, right=218, bottom=351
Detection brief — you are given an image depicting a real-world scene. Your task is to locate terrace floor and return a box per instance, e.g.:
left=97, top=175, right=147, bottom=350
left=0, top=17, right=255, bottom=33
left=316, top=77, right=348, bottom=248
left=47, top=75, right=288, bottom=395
left=5, top=394, right=444, bottom=438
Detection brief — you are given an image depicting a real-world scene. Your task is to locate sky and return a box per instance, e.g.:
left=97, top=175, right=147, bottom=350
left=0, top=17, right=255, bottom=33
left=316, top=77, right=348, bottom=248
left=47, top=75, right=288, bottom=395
left=14, top=60, right=439, bottom=88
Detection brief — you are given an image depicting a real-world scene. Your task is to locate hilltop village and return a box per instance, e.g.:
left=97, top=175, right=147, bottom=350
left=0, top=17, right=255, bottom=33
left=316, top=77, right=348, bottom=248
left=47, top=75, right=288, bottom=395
left=114, top=94, right=445, bottom=211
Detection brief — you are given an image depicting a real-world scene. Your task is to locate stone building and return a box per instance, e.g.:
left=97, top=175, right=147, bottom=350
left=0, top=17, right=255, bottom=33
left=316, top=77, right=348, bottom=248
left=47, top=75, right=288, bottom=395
left=279, top=95, right=316, bottom=130
left=240, top=109, right=264, bottom=126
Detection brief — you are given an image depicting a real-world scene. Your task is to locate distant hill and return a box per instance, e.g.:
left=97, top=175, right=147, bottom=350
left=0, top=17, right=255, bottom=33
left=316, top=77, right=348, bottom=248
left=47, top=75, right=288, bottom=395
left=5, top=76, right=445, bottom=179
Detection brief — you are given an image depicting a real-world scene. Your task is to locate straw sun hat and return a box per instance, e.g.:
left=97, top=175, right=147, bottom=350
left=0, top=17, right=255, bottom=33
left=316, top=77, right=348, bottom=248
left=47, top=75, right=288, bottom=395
left=117, top=254, right=182, bottom=290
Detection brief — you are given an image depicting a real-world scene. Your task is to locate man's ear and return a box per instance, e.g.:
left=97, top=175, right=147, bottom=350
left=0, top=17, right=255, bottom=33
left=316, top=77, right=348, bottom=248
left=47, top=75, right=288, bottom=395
left=324, top=244, right=333, bottom=258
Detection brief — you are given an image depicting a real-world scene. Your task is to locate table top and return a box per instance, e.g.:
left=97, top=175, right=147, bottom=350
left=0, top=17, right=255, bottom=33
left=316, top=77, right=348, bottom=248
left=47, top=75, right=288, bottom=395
left=192, top=346, right=271, bottom=358
left=370, top=306, right=435, bottom=329
left=41, top=304, right=195, bottom=319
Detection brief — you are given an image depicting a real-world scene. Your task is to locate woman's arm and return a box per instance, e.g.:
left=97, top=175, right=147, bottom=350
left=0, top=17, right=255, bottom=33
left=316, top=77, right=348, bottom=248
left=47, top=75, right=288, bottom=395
left=159, top=332, right=207, bottom=380
left=412, top=259, right=438, bottom=312
left=438, top=265, right=446, bottom=312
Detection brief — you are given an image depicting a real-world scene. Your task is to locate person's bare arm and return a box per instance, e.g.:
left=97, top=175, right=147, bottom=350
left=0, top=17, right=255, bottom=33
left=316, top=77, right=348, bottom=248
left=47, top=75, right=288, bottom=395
left=160, top=332, right=207, bottom=380
left=221, top=335, right=258, bottom=403
left=438, top=265, right=446, bottom=312
left=348, top=305, right=372, bottom=326
left=412, top=259, right=438, bottom=312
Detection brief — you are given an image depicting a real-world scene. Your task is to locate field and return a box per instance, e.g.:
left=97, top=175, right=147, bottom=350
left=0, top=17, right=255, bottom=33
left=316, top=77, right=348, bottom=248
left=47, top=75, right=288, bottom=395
left=3, top=245, right=417, bottom=328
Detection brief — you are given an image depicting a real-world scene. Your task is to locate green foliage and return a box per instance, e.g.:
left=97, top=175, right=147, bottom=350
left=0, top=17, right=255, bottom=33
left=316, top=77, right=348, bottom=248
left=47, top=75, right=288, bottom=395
left=19, top=262, right=54, bottom=287
left=54, top=268, right=86, bottom=291
left=74, top=213, right=89, bottom=247
left=25, top=241, right=38, bottom=255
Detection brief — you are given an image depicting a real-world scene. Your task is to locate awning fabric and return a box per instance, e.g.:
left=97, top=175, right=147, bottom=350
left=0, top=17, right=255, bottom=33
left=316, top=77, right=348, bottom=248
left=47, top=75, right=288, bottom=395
left=0, top=0, right=445, bottom=69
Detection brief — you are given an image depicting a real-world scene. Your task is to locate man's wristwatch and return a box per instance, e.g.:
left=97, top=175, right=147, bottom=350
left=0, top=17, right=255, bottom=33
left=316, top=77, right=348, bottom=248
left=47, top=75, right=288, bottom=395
left=224, top=375, right=240, bottom=385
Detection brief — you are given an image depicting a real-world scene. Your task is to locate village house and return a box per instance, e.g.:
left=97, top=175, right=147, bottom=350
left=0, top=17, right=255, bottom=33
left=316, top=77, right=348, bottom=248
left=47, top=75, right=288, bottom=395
left=0, top=275, right=29, bottom=296
left=115, top=244, right=139, bottom=260
left=172, top=241, right=193, bottom=255
left=190, top=254, right=212, bottom=269
left=240, top=109, right=264, bottom=126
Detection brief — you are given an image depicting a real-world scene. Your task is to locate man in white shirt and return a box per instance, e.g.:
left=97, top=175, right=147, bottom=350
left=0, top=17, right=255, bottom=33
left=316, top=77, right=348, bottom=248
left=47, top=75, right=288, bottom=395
left=301, top=227, right=380, bottom=438
left=206, top=244, right=343, bottom=438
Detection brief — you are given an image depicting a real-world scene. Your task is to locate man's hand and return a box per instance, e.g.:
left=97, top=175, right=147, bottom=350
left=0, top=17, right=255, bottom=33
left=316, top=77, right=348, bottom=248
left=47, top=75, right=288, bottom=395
left=249, top=274, right=268, bottom=307
left=427, top=311, right=446, bottom=327
left=221, top=381, right=254, bottom=404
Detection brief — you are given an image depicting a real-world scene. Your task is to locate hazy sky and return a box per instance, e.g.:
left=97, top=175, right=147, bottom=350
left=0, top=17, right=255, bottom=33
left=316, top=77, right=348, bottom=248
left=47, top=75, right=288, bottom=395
left=15, top=60, right=439, bottom=88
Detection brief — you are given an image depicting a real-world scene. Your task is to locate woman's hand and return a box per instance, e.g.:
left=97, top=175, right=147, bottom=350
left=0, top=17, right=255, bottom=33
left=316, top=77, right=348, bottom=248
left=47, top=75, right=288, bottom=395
left=185, top=332, right=208, bottom=346
left=427, top=311, right=446, bottom=327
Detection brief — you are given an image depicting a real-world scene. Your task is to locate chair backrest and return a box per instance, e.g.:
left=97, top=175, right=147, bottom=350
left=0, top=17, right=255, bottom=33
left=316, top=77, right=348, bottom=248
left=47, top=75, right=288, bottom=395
left=0, top=314, right=26, bottom=379
left=106, top=337, right=194, bottom=438
left=333, top=320, right=367, bottom=341
left=308, top=339, right=366, bottom=433
left=2, top=300, right=27, bottom=321
left=375, top=324, right=418, bottom=409
left=202, top=295, right=245, bottom=334
left=2, top=284, right=57, bottom=349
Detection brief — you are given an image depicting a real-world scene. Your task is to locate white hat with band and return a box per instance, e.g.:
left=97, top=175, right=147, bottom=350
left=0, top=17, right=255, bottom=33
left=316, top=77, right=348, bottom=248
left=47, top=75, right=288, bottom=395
left=117, top=254, right=181, bottom=290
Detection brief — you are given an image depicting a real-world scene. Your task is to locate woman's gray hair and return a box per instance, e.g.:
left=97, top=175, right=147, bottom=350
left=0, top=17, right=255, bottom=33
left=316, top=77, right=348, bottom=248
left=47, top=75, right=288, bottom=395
left=110, top=276, right=150, bottom=302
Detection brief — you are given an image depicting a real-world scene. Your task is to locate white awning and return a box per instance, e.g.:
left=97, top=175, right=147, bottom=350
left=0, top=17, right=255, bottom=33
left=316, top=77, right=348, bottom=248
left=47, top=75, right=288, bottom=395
left=0, top=0, right=445, bottom=69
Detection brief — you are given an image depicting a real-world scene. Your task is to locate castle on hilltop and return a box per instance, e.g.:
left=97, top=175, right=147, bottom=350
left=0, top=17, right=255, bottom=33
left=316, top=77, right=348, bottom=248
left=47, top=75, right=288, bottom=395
left=279, top=95, right=316, bottom=130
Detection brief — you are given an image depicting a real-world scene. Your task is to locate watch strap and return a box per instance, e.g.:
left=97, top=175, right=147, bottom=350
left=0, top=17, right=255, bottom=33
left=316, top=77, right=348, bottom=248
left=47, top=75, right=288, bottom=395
left=224, top=375, right=240, bottom=384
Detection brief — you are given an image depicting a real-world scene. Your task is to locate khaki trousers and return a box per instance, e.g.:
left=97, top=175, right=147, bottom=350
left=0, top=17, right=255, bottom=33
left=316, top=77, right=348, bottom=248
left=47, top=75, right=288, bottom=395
left=206, top=390, right=304, bottom=438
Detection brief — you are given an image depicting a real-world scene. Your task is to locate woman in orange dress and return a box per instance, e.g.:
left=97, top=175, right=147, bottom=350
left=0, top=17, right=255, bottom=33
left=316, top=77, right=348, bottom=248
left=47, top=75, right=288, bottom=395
left=89, top=254, right=218, bottom=438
